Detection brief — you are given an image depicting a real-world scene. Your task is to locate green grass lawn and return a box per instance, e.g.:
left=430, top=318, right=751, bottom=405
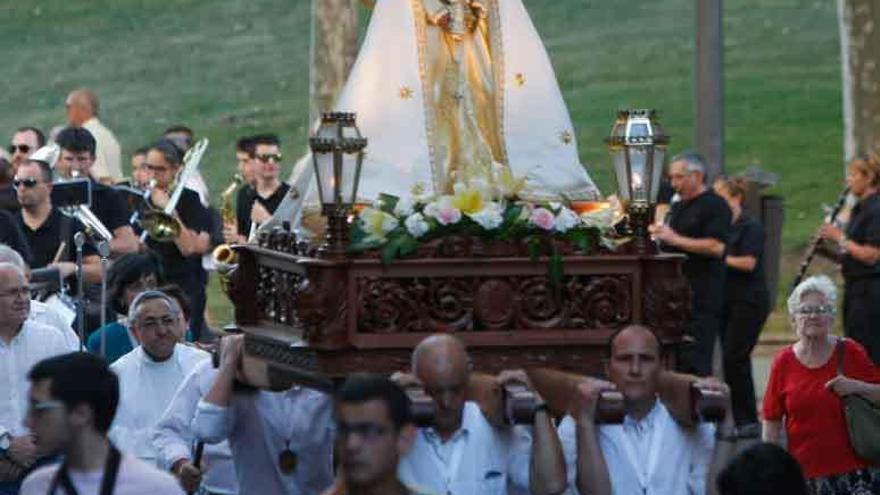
left=0, top=0, right=846, bottom=332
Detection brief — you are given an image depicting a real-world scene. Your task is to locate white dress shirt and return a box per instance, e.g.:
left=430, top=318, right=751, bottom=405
left=153, top=359, right=238, bottom=495
left=20, top=453, right=184, bottom=495
left=397, top=401, right=532, bottom=495
left=558, top=400, right=715, bottom=495
left=0, top=320, right=72, bottom=436
left=82, top=117, right=122, bottom=182
left=28, top=299, right=79, bottom=351
left=110, top=344, right=209, bottom=463
left=192, top=387, right=335, bottom=495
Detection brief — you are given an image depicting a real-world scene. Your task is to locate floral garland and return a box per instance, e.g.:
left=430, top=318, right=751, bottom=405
left=348, top=162, right=618, bottom=281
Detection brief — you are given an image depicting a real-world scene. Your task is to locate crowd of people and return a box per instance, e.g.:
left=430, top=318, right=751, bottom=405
left=0, top=88, right=879, bottom=495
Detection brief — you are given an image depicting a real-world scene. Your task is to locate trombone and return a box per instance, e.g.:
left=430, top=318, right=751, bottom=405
left=139, top=138, right=209, bottom=242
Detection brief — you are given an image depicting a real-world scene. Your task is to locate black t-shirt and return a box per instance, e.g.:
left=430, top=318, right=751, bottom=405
left=236, top=182, right=290, bottom=237
left=144, top=188, right=211, bottom=283
left=0, top=185, right=19, bottom=213
left=90, top=181, right=130, bottom=232
left=725, top=213, right=768, bottom=303
left=843, top=193, right=880, bottom=280
left=0, top=209, right=33, bottom=265
left=667, top=189, right=731, bottom=312
left=15, top=208, right=98, bottom=268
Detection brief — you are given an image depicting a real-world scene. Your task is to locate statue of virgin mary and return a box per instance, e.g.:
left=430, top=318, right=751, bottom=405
left=270, top=0, right=599, bottom=231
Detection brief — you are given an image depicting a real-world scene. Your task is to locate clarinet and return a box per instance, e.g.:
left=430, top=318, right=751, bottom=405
left=790, top=187, right=850, bottom=293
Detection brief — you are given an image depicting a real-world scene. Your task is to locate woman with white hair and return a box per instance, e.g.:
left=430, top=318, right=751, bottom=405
left=762, top=275, right=880, bottom=493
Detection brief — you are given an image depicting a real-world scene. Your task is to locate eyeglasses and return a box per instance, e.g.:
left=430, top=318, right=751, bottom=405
left=336, top=421, right=392, bottom=440
left=256, top=154, right=282, bottom=163
left=27, top=399, right=64, bottom=417
left=0, top=287, right=29, bottom=299
left=60, top=155, right=93, bottom=164
left=12, top=178, right=42, bottom=189
left=793, top=304, right=836, bottom=316
left=8, top=144, right=30, bottom=154
left=138, top=315, right=178, bottom=332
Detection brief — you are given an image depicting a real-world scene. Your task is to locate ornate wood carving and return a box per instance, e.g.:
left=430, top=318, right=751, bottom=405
left=227, top=240, right=691, bottom=379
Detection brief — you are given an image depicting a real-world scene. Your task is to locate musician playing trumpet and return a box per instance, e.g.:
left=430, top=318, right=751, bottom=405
left=141, top=139, right=212, bottom=340
left=223, top=134, right=290, bottom=244
left=55, top=127, right=139, bottom=256
left=818, top=153, right=880, bottom=363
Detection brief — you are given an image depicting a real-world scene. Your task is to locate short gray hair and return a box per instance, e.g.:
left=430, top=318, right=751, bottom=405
left=787, top=275, right=837, bottom=315
left=670, top=151, right=707, bottom=175
left=128, top=290, right=179, bottom=325
left=0, top=245, right=26, bottom=272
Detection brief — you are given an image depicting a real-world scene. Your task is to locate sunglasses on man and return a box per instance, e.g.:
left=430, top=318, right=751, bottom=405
left=12, top=178, right=43, bottom=189
left=256, top=153, right=283, bottom=163
left=7, top=144, right=31, bottom=154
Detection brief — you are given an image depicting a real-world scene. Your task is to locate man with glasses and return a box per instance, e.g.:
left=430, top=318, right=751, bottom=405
left=108, top=291, right=209, bottom=465
left=140, top=139, right=212, bottom=339
left=7, top=128, right=45, bottom=174
left=55, top=127, right=139, bottom=256
left=12, top=158, right=101, bottom=283
left=649, top=152, right=731, bottom=376
left=323, top=374, right=432, bottom=495
left=18, top=352, right=183, bottom=495
left=193, top=334, right=335, bottom=494
left=231, top=134, right=290, bottom=244
left=0, top=263, right=71, bottom=494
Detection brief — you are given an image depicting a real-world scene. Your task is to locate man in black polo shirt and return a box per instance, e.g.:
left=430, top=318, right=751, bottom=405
left=13, top=159, right=100, bottom=281
left=54, top=127, right=139, bottom=256
left=141, top=139, right=212, bottom=339
left=650, top=152, right=731, bottom=376
left=227, top=134, right=290, bottom=244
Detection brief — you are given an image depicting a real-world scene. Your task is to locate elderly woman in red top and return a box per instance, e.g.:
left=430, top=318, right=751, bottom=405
left=763, top=275, right=880, bottom=494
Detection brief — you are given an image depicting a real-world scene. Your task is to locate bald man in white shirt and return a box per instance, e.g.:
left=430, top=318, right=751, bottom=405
left=557, top=325, right=736, bottom=495
left=395, top=334, right=566, bottom=495
left=65, top=88, right=122, bottom=183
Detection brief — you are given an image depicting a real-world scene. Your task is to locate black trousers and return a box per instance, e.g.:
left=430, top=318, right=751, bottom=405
left=844, top=277, right=880, bottom=364
left=720, top=296, right=770, bottom=426
left=680, top=310, right=723, bottom=377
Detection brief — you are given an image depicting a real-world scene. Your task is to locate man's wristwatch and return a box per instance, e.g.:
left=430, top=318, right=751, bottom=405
left=839, top=237, right=850, bottom=254
left=0, top=427, right=11, bottom=456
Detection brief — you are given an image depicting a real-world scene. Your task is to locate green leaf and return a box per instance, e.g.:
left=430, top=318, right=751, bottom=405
left=549, top=247, right=564, bottom=286
left=378, top=193, right=399, bottom=214
left=380, top=235, right=405, bottom=264
left=527, top=236, right=540, bottom=262
left=398, top=234, right=419, bottom=257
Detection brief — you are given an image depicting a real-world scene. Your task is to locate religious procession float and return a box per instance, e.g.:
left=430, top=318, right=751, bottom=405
left=216, top=0, right=719, bottom=425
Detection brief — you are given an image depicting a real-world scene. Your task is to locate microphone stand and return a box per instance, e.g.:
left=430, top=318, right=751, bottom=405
left=97, top=241, right=111, bottom=358
left=74, top=232, right=86, bottom=351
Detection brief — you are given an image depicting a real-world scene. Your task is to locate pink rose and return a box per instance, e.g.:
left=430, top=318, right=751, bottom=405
left=529, top=207, right=555, bottom=231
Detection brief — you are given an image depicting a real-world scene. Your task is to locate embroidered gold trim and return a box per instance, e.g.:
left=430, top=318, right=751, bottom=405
left=488, top=0, right=508, bottom=165
left=410, top=0, right=441, bottom=194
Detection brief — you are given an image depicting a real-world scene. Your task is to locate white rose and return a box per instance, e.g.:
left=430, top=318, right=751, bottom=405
left=469, top=203, right=504, bottom=230
left=394, top=197, right=415, bottom=217
left=554, top=207, right=581, bottom=233
left=405, top=213, right=430, bottom=238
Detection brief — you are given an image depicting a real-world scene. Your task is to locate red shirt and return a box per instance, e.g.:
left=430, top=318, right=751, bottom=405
left=762, top=339, right=880, bottom=478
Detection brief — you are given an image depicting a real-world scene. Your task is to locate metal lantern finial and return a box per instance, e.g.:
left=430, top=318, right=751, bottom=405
left=605, top=109, right=670, bottom=253
left=309, top=112, right=368, bottom=257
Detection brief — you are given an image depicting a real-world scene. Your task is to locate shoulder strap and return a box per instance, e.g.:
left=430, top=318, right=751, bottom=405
left=47, top=444, right=122, bottom=495
left=836, top=337, right=846, bottom=377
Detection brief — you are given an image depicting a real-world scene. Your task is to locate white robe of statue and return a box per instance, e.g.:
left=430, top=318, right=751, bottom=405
left=267, top=0, right=599, bottom=232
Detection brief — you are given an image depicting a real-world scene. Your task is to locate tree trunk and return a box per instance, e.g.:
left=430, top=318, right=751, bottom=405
left=694, top=0, right=725, bottom=182
left=310, top=0, right=360, bottom=125
left=838, top=0, right=880, bottom=160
